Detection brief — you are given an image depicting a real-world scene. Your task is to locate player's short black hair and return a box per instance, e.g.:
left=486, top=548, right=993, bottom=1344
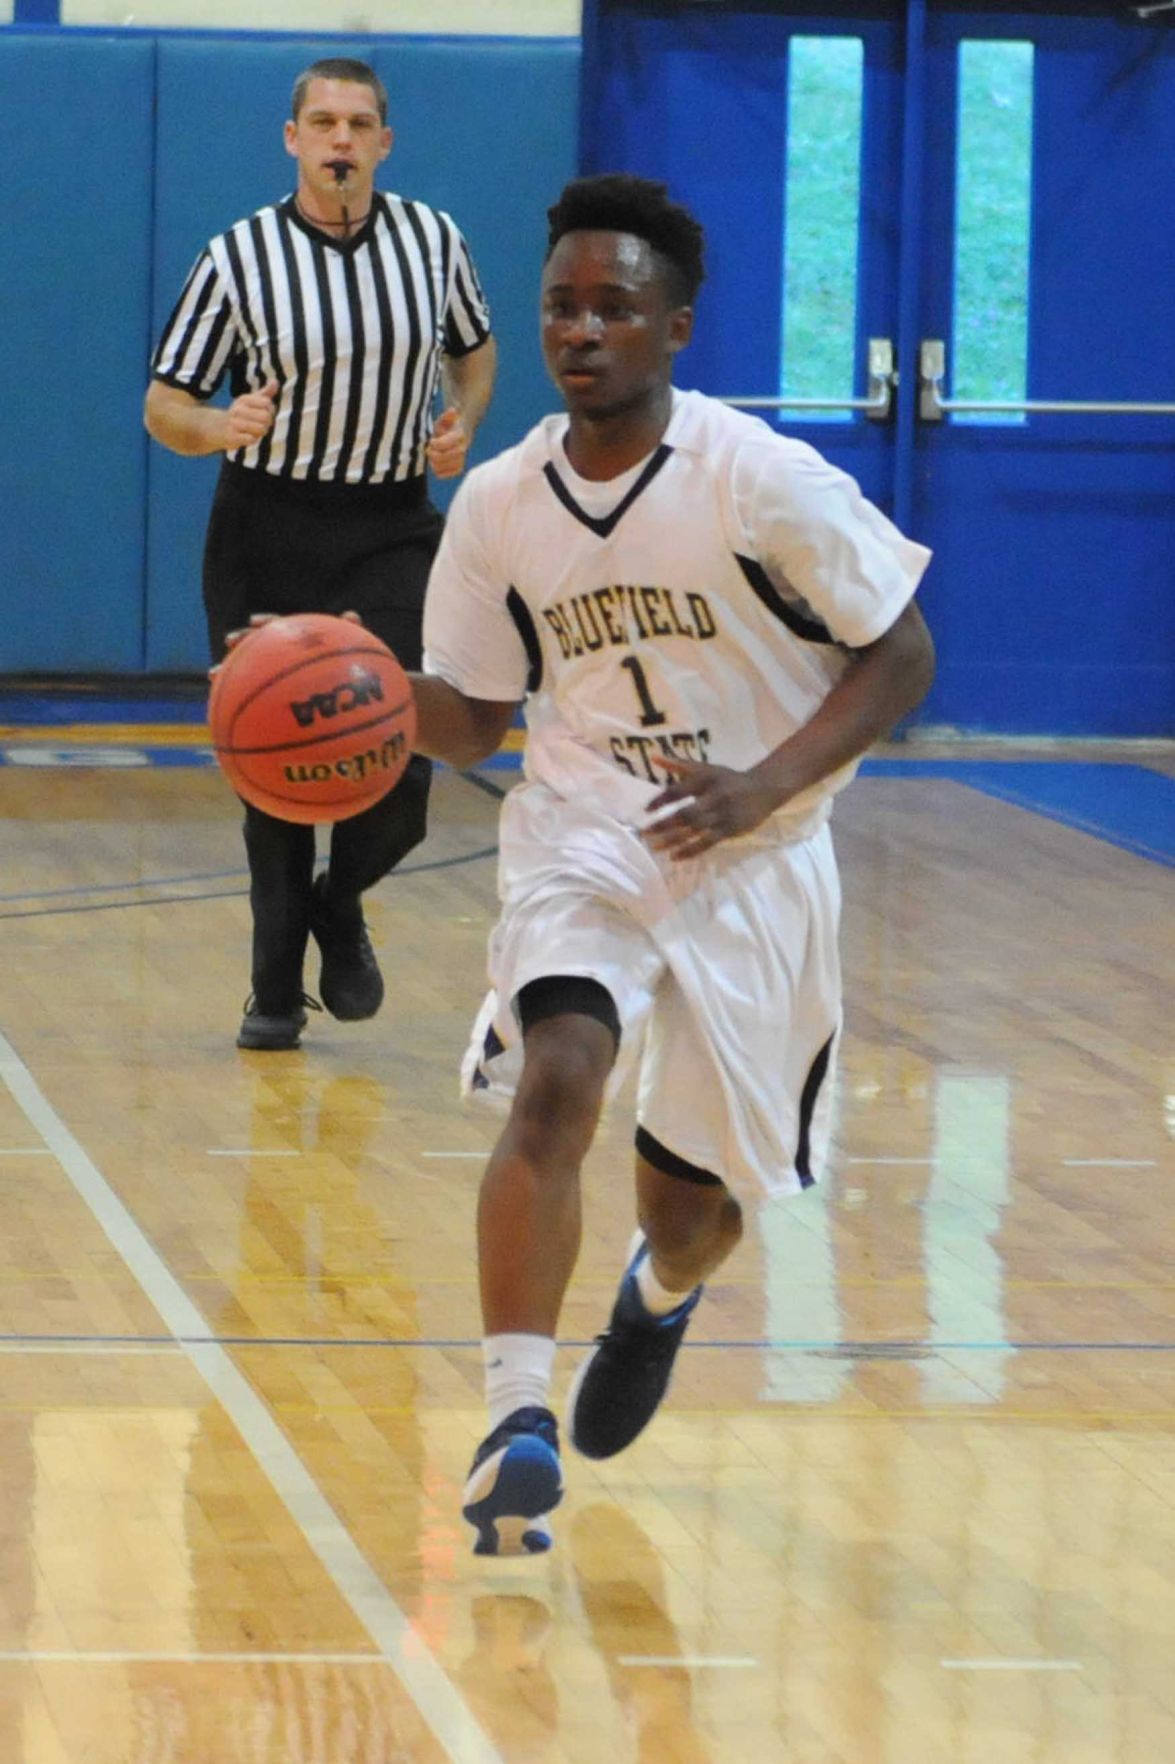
left=292, top=58, right=388, bottom=125
left=546, top=174, right=706, bottom=307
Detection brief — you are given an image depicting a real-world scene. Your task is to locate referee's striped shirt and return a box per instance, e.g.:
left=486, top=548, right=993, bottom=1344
left=152, top=192, right=491, bottom=485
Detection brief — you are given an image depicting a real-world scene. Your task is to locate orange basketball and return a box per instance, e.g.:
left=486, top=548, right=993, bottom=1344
left=208, top=614, right=416, bottom=824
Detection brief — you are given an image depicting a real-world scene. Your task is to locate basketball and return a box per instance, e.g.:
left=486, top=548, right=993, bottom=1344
left=208, top=614, right=416, bottom=824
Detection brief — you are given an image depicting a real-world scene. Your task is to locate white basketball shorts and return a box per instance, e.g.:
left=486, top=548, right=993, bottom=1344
left=460, top=781, right=842, bottom=1200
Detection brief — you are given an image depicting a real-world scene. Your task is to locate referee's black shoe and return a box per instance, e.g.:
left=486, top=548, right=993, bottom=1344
left=567, top=1234, right=702, bottom=1460
left=236, top=993, right=320, bottom=1051
left=309, top=875, right=384, bottom=1021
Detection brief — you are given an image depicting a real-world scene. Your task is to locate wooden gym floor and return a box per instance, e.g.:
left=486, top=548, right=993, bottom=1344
left=0, top=717, right=1172, bottom=1763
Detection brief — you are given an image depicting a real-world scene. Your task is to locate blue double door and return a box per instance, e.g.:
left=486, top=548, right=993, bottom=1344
left=581, top=2, right=1175, bottom=736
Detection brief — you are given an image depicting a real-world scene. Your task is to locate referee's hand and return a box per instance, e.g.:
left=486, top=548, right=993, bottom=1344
left=224, top=381, right=279, bottom=451
left=427, top=407, right=470, bottom=480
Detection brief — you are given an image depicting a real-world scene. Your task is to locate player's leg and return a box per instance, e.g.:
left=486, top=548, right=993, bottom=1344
left=567, top=827, right=842, bottom=1455
left=462, top=976, right=620, bottom=1557
left=314, top=508, right=440, bottom=1019
left=566, top=1137, right=742, bottom=1461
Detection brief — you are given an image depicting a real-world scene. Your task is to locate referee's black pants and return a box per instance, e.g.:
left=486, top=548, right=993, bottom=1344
left=203, top=462, right=442, bottom=1013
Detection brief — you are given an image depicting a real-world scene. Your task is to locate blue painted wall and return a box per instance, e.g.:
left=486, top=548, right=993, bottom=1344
left=0, top=29, right=578, bottom=674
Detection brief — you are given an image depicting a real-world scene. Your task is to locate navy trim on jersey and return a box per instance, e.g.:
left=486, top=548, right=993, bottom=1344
left=635, top=1125, right=723, bottom=1188
left=735, top=553, right=836, bottom=645
left=542, top=444, right=674, bottom=538
left=506, top=587, right=544, bottom=693
left=794, top=1032, right=835, bottom=1189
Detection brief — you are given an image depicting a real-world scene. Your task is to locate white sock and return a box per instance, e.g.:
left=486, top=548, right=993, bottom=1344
left=635, top=1243, right=696, bottom=1316
left=483, top=1333, right=556, bottom=1431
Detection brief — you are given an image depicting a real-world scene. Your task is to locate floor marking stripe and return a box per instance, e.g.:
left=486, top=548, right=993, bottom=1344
left=617, top=1656, right=758, bottom=1669
left=0, top=1341, right=183, bottom=1357
left=422, top=1151, right=486, bottom=1159
left=0, top=1651, right=383, bottom=1665
left=1062, top=1158, right=1157, bottom=1168
left=206, top=1148, right=301, bottom=1158
left=0, top=1332, right=1174, bottom=1353
left=845, top=1156, right=934, bottom=1165
left=0, top=1030, right=505, bottom=1764
left=941, top=1659, right=1083, bottom=1673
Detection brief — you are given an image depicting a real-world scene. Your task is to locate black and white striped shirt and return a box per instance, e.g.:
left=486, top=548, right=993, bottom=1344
left=152, top=192, right=491, bottom=485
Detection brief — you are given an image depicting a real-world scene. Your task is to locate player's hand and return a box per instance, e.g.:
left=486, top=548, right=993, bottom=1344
left=426, top=407, right=470, bottom=479
left=641, top=755, right=783, bottom=861
left=223, top=380, right=279, bottom=450
left=211, top=610, right=364, bottom=678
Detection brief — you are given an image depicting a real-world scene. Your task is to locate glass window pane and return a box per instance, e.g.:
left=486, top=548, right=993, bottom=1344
left=781, top=36, right=864, bottom=422
left=953, top=40, right=1034, bottom=423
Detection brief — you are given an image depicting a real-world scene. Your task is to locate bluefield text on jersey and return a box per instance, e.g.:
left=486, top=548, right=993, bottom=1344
left=543, top=581, right=719, bottom=784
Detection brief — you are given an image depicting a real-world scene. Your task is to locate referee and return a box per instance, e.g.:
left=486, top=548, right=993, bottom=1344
left=145, top=56, right=496, bottom=1051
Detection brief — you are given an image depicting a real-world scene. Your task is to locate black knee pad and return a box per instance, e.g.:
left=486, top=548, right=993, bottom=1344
left=635, top=1125, right=724, bottom=1187
left=517, top=975, right=621, bottom=1050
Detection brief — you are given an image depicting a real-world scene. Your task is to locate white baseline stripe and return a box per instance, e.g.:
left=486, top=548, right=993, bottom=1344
left=422, top=1152, right=485, bottom=1160
left=941, top=1659, right=1083, bottom=1672
left=0, top=1030, right=504, bottom=1764
left=617, top=1655, right=758, bottom=1669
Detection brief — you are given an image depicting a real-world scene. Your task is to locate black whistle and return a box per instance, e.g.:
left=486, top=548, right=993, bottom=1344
left=328, top=160, right=352, bottom=185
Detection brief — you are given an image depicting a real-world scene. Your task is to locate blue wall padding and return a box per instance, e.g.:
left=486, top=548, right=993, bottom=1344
left=0, top=35, right=154, bottom=672
left=147, top=35, right=579, bottom=669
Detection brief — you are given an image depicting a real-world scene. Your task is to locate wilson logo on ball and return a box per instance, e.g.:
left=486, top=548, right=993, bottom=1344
left=289, top=672, right=386, bottom=729
left=283, top=731, right=409, bottom=786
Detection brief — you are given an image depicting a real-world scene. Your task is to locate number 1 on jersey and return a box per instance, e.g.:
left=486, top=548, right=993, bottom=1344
left=620, top=654, right=668, bottom=728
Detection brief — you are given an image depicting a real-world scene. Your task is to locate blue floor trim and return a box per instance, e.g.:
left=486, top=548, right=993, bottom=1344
left=863, top=759, right=1174, bottom=867
left=0, top=694, right=1170, bottom=866
left=0, top=693, right=205, bottom=724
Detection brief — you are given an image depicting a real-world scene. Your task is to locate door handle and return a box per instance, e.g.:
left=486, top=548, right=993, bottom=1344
left=919, top=339, right=1175, bottom=421
left=724, top=338, right=895, bottom=421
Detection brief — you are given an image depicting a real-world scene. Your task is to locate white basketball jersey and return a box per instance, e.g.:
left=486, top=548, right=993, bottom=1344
left=423, top=388, right=930, bottom=833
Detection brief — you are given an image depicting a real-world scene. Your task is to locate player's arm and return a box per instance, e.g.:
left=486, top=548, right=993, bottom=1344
left=144, top=378, right=279, bottom=458
left=758, top=595, right=933, bottom=789
left=407, top=675, right=517, bottom=770
left=645, top=600, right=934, bottom=860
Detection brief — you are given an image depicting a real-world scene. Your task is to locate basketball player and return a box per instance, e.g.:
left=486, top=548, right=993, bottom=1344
left=408, top=174, right=936, bottom=1555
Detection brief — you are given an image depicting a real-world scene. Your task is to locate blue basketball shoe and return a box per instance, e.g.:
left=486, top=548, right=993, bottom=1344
left=567, top=1236, right=702, bottom=1460
left=462, top=1406, right=563, bottom=1556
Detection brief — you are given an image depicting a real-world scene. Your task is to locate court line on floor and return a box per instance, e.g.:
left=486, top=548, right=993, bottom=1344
left=0, top=1340, right=184, bottom=1356
left=0, top=1333, right=1172, bottom=1352
left=0, top=1651, right=385, bottom=1665
left=941, top=1659, right=1083, bottom=1673
left=0, top=845, right=500, bottom=921
left=1062, top=1158, right=1157, bottom=1168
left=0, top=1028, right=506, bottom=1764
left=617, top=1655, right=758, bottom=1669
